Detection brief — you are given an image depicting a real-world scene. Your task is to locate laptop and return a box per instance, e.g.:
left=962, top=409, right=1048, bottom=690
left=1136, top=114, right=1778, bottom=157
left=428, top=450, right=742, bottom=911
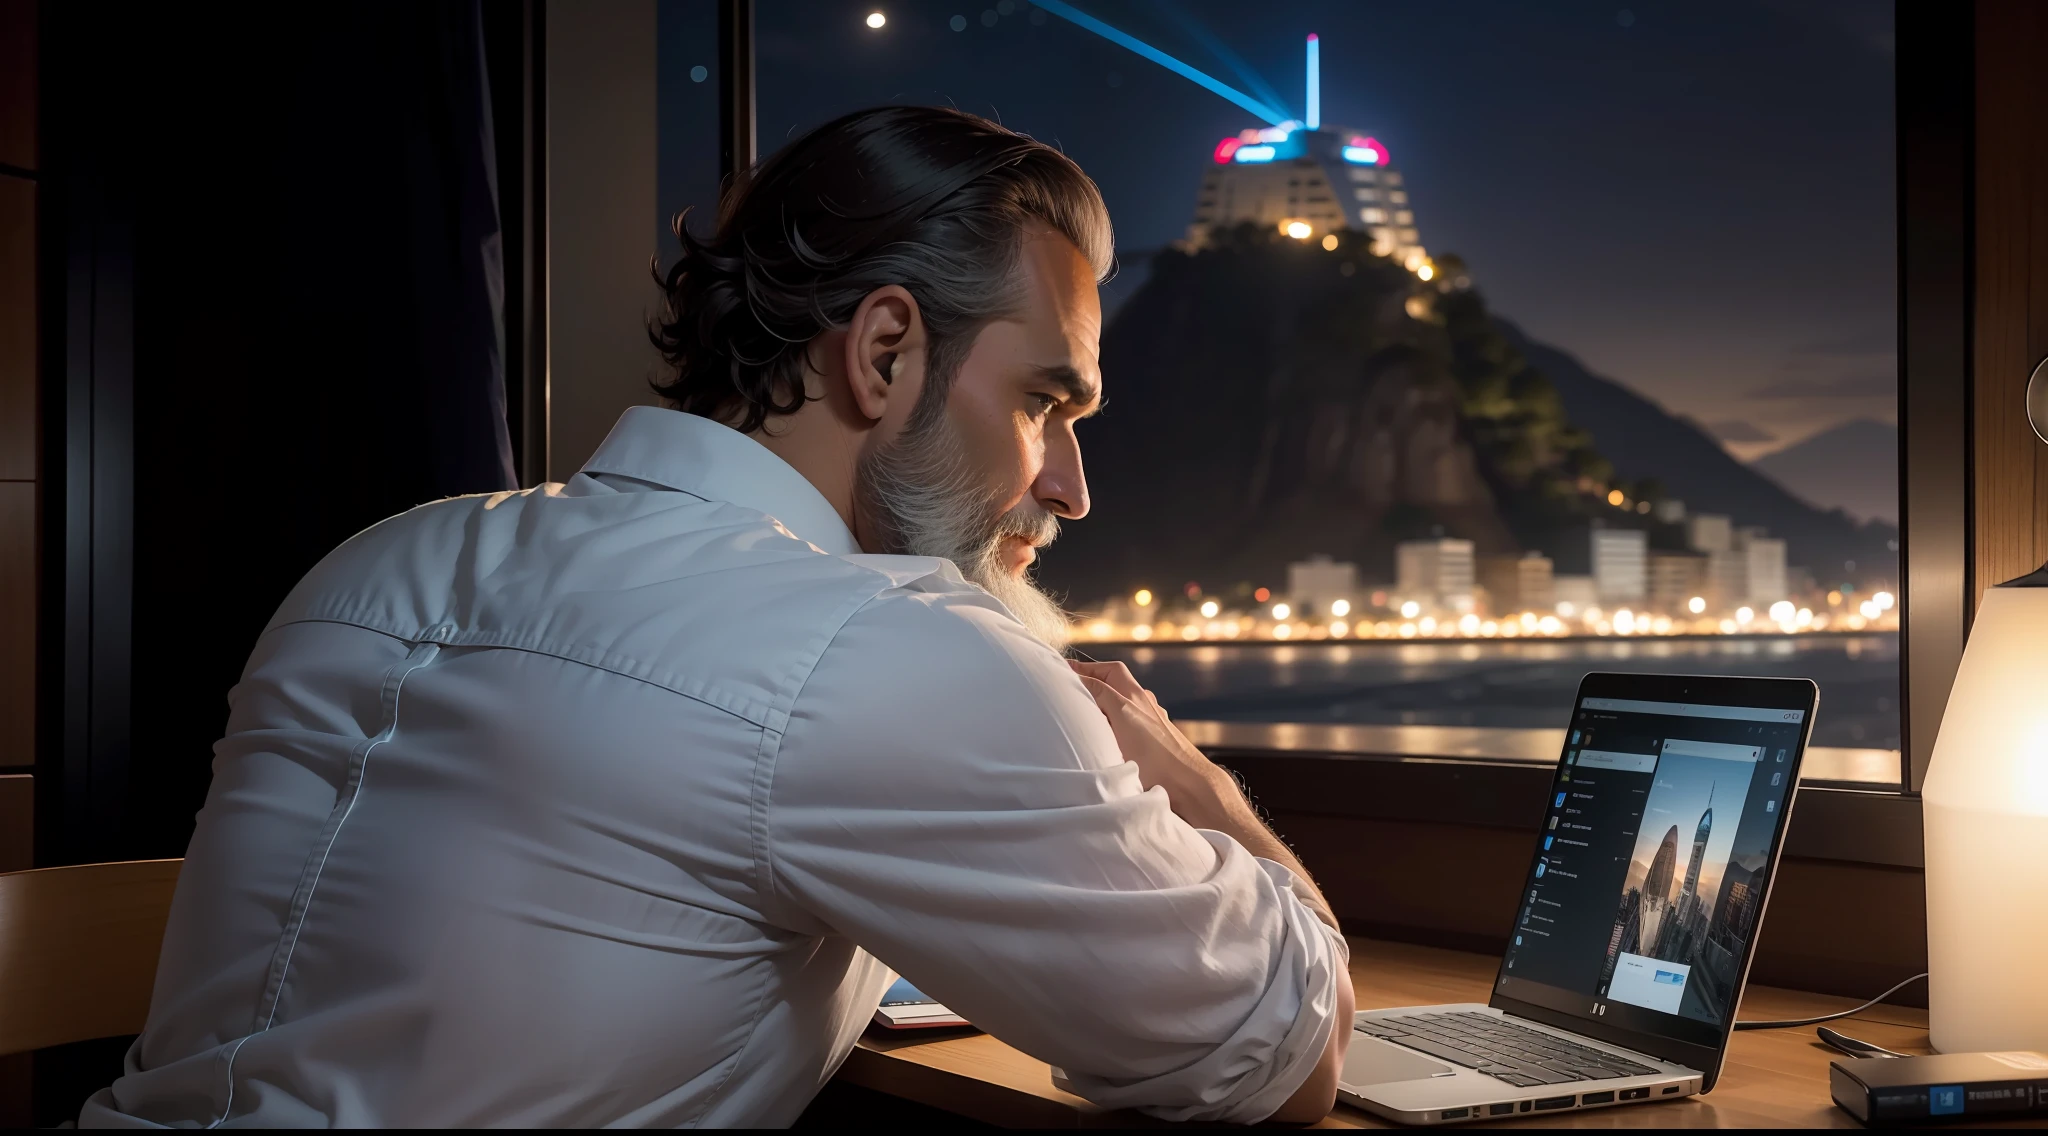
left=1340, top=672, right=1818, bottom=1124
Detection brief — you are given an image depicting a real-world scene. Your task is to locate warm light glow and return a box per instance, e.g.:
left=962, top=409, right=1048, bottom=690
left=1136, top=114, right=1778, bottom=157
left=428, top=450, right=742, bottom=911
left=1875, top=590, right=1896, bottom=611
left=1719, top=618, right=1737, bottom=634
left=1089, top=620, right=1111, bottom=640
left=1607, top=489, right=1625, bottom=506
left=1652, top=616, right=1673, bottom=634
left=1254, top=587, right=1270, bottom=603
left=1769, top=600, right=1796, bottom=625
left=1615, top=609, right=1636, bottom=634
left=1860, top=599, right=1881, bottom=619
left=1199, top=600, right=1220, bottom=618
left=1284, top=220, right=1314, bottom=240
left=1271, top=602, right=1292, bottom=620
left=1417, top=264, right=1435, bottom=281
left=1736, top=606, right=1754, bottom=625
left=1181, top=624, right=1201, bottom=641
left=1419, top=616, right=1438, bottom=634
left=1398, top=622, right=1417, bottom=638
left=1687, top=595, right=1707, bottom=615
left=1828, top=590, right=1844, bottom=606
left=1133, top=589, right=1153, bottom=607
left=1329, top=621, right=1348, bottom=637
left=1131, top=624, right=1153, bottom=641
left=1921, top=585, right=2048, bottom=1053
left=1400, top=601, right=1422, bottom=619
left=1556, top=602, right=1577, bottom=617
left=1481, top=620, right=1500, bottom=637
left=1330, top=599, right=1351, bottom=617
left=1796, top=607, right=1814, bottom=628
left=1539, top=615, right=1563, bottom=635
left=1459, top=613, right=1481, bottom=635
left=1274, top=623, right=1293, bottom=640
left=865, top=10, right=887, bottom=28
left=1321, top=233, right=1339, bottom=251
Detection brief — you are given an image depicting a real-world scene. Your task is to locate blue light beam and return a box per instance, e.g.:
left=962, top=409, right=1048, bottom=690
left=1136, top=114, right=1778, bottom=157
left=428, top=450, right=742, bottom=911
left=1142, top=0, right=1292, bottom=122
left=1305, top=33, right=1320, bottom=129
left=1032, top=0, right=1290, bottom=126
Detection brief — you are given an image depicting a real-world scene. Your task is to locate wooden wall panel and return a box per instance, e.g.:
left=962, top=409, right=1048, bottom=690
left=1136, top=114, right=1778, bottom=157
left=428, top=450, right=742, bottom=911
left=0, top=177, right=33, bottom=482
left=0, top=0, right=33, bottom=172
left=1973, top=0, right=2048, bottom=604
left=0, top=483, right=31, bottom=769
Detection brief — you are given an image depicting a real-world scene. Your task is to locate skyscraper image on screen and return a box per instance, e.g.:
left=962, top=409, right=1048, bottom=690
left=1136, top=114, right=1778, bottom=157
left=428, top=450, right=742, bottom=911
left=1599, top=747, right=1772, bottom=1024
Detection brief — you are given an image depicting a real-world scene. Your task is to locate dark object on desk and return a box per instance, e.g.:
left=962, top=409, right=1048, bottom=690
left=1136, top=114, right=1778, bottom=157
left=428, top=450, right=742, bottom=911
left=1830, top=1051, right=2048, bottom=1124
left=1817, top=1026, right=1912, bottom=1060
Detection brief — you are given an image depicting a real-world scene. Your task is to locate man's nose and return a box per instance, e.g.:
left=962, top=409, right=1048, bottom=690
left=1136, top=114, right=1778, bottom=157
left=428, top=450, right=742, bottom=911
left=1033, top=433, right=1090, bottom=521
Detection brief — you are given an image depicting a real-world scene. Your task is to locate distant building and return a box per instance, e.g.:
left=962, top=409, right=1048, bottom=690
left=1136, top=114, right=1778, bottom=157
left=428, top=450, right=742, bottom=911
left=1689, top=514, right=1733, bottom=555
left=1654, top=499, right=1688, bottom=524
left=1396, top=538, right=1475, bottom=612
left=1743, top=537, right=1789, bottom=606
left=1188, top=123, right=1427, bottom=268
left=1648, top=551, right=1708, bottom=614
left=1706, top=550, right=1748, bottom=611
left=1552, top=575, right=1598, bottom=614
left=1591, top=528, right=1648, bottom=605
left=1477, top=552, right=1553, bottom=616
left=1287, top=555, right=1358, bottom=613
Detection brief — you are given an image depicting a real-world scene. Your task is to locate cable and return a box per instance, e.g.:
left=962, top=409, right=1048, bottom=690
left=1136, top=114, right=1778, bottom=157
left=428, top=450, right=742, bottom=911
left=1732, top=972, right=1928, bottom=1031
left=1815, top=1025, right=1913, bottom=1059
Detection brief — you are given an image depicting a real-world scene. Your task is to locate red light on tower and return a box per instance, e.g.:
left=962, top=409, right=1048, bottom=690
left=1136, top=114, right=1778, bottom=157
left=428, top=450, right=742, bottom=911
left=1213, top=137, right=1243, bottom=164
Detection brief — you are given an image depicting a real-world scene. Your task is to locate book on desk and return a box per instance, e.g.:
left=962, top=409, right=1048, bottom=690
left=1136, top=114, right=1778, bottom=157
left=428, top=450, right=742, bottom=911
left=872, top=977, right=972, bottom=1030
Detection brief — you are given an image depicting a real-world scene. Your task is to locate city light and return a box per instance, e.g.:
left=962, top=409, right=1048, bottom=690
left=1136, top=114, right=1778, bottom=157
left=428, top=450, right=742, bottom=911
left=1199, top=600, right=1220, bottom=618
left=1343, top=136, right=1390, bottom=165
left=1769, top=600, right=1796, bottom=626
left=1321, top=233, right=1339, bottom=251
left=1305, top=34, right=1320, bottom=130
left=865, top=11, right=886, bottom=28
left=1234, top=145, right=1278, bottom=163
left=1607, top=489, right=1625, bottom=506
left=1400, top=600, right=1422, bottom=618
left=1213, top=138, right=1242, bottom=164
left=1271, top=602, right=1292, bottom=619
left=1274, top=623, right=1293, bottom=639
left=1329, top=620, right=1348, bottom=637
left=1688, top=596, right=1706, bottom=614
left=1330, top=598, right=1351, bottom=617
left=1736, top=606, right=1754, bottom=625
left=1284, top=220, right=1313, bottom=240
left=1254, top=587, right=1270, bottom=603
left=1131, top=624, right=1152, bottom=641
left=1134, top=588, right=1153, bottom=607
left=1875, top=590, right=1896, bottom=610
left=1417, top=264, right=1435, bottom=281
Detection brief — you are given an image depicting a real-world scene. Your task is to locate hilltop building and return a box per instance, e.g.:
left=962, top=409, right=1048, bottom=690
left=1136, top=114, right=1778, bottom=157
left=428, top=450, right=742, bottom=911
left=1478, top=552, right=1553, bottom=616
left=1188, top=123, right=1428, bottom=269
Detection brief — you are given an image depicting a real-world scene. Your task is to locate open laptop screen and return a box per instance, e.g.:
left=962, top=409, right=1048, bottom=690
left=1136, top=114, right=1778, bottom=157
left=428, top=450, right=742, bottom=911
left=1489, top=674, right=1816, bottom=1064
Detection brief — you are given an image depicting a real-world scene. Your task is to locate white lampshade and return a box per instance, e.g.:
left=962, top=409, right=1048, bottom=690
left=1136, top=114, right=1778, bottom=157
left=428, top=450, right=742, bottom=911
left=1922, top=573, right=2048, bottom=1053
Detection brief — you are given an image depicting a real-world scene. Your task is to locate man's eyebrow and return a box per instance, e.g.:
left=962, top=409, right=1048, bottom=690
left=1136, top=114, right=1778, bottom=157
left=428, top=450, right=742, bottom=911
left=1034, top=365, right=1104, bottom=414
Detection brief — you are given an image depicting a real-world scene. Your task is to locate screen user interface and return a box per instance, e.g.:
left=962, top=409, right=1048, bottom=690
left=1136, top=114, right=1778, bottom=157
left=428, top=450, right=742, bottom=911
left=1495, top=694, right=1806, bottom=1047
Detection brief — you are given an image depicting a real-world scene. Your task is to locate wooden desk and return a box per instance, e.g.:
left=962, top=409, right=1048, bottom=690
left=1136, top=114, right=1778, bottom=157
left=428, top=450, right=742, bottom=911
left=836, top=937, right=1940, bottom=1128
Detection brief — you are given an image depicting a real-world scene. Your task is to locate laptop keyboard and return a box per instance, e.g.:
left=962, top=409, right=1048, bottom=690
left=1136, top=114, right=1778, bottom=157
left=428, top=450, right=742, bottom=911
left=1359, top=1012, right=1661, bottom=1088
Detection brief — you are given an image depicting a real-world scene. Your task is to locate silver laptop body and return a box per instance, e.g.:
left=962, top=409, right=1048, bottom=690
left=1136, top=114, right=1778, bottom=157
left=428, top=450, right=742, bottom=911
left=1340, top=673, right=1817, bottom=1125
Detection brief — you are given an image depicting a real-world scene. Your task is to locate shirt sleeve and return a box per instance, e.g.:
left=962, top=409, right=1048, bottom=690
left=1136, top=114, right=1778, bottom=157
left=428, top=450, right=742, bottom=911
left=764, top=583, right=1347, bottom=1124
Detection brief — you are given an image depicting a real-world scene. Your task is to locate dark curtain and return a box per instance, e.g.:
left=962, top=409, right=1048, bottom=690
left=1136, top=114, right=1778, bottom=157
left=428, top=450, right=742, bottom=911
left=57, top=1, right=517, bottom=860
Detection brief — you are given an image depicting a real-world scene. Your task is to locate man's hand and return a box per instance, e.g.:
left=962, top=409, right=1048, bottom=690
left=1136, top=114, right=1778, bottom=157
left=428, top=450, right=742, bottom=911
left=1071, top=659, right=1355, bottom=1124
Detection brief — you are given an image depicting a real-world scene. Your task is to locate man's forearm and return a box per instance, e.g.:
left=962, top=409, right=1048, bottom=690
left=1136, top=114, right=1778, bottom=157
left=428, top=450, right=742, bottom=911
left=1179, top=766, right=1342, bottom=933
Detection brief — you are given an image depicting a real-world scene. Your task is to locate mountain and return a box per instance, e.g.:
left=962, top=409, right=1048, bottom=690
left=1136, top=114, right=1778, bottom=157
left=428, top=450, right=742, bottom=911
left=1039, top=230, right=1898, bottom=607
left=1504, top=326, right=1898, bottom=580
left=1752, top=420, right=1899, bottom=525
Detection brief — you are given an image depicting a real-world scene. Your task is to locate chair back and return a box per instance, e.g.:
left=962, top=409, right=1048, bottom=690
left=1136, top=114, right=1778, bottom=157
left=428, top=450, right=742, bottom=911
left=0, top=859, right=182, bottom=1057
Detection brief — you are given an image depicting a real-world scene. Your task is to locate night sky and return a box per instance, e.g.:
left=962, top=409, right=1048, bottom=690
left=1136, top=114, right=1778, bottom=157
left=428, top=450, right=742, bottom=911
left=657, top=0, right=1896, bottom=462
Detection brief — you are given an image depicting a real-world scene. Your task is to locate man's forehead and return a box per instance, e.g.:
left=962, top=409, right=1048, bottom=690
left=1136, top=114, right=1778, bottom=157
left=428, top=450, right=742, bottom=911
left=1014, top=230, right=1104, bottom=389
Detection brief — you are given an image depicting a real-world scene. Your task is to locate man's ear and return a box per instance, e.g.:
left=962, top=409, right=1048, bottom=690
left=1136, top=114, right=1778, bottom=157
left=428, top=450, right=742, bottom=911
left=842, top=285, right=925, bottom=423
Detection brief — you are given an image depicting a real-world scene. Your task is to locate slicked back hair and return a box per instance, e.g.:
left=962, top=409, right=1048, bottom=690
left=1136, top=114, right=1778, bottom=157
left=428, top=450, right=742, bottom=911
left=650, top=106, right=1115, bottom=433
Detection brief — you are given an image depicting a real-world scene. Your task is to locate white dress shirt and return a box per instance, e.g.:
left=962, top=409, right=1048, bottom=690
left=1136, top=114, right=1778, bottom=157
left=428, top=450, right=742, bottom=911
left=82, top=406, right=1346, bottom=1128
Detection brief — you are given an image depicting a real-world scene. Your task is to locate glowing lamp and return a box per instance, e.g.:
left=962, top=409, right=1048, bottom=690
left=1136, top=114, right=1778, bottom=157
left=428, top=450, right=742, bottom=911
left=1924, top=563, right=2048, bottom=1052
left=1283, top=220, right=1313, bottom=240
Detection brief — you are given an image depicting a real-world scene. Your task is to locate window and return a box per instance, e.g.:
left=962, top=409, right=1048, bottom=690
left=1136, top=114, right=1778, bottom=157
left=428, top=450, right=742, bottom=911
left=658, top=0, right=1902, bottom=783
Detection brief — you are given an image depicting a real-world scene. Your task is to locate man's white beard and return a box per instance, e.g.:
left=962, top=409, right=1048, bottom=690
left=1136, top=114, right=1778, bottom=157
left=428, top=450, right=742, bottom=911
left=855, top=414, right=1072, bottom=651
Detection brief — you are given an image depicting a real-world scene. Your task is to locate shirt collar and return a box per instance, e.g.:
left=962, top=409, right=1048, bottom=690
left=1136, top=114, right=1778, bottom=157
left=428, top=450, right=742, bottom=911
left=579, top=406, right=861, bottom=557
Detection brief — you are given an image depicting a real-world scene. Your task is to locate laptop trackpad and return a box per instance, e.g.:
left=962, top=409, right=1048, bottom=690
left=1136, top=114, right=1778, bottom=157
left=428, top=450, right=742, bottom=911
left=1343, top=1034, right=1458, bottom=1086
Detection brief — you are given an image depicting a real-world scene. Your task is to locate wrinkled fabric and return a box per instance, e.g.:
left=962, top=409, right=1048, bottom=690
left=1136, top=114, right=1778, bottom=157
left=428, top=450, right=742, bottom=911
left=83, top=406, right=1344, bottom=1128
